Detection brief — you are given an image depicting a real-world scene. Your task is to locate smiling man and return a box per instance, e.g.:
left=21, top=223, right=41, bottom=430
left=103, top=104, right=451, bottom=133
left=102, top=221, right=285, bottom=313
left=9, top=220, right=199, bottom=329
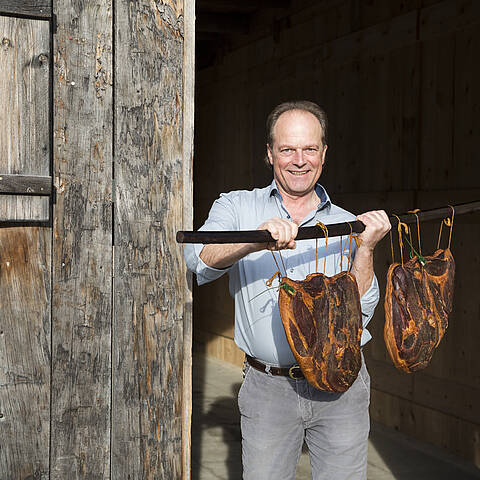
left=185, top=101, right=391, bottom=480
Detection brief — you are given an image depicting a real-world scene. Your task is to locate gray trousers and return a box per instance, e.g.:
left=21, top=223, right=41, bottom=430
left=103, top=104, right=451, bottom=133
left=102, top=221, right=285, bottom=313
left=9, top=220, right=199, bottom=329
left=238, top=359, right=370, bottom=480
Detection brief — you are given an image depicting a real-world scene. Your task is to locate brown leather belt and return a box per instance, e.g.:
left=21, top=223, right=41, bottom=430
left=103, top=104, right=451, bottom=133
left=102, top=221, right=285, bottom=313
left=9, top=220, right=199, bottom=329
left=246, top=355, right=304, bottom=380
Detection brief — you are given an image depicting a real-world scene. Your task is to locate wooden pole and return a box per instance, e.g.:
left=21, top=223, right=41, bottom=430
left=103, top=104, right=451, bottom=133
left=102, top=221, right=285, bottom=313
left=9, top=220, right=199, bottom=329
left=176, top=200, right=480, bottom=244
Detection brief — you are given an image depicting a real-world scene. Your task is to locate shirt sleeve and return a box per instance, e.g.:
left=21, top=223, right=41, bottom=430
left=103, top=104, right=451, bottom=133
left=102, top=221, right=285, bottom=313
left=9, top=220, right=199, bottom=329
left=360, top=274, right=380, bottom=329
left=184, top=193, right=238, bottom=286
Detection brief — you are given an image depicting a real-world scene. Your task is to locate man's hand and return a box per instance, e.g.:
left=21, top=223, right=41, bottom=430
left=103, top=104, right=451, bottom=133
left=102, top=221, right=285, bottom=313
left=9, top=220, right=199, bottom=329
left=258, top=217, right=298, bottom=251
left=199, top=217, right=298, bottom=269
left=356, top=210, right=391, bottom=251
left=351, top=210, right=391, bottom=296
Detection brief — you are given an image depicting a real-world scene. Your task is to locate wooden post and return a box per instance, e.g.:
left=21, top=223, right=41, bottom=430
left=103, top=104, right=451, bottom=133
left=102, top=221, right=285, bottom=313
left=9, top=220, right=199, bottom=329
left=51, top=0, right=113, bottom=477
left=112, top=0, right=194, bottom=478
left=182, top=2, right=195, bottom=476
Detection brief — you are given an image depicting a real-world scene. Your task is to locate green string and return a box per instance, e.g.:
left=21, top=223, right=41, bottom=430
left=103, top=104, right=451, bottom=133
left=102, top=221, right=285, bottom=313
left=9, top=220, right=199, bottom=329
left=403, top=234, right=426, bottom=266
left=249, top=282, right=296, bottom=302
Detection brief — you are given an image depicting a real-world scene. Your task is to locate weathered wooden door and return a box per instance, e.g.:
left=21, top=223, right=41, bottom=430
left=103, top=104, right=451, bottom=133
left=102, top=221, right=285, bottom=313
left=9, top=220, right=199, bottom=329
left=0, top=0, right=194, bottom=478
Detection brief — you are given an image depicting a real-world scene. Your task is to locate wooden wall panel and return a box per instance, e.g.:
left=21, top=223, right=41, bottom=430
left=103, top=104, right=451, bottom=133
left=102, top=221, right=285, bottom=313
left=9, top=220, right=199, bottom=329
left=0, top=228, right=51, bottom=478
left=113, top=0, right=189, bottom=477
left=51, top=0, right=113, bottom=477
left=0, top=14, right=51, bottom=478
left=0, top=16, right=49, bottom=220
left=453, top=24, right=480, bottom=189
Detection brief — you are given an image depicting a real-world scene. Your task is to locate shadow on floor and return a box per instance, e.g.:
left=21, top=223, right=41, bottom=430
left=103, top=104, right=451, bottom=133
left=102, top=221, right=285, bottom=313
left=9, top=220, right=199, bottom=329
left=191, top=343, right=243, bottom=479
left=191, top=349, right=480, bottom=480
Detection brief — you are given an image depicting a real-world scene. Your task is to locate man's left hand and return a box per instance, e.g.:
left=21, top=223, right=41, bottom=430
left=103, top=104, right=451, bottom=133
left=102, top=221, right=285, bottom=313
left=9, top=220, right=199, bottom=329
left=356, top=210, right=391, bottom=251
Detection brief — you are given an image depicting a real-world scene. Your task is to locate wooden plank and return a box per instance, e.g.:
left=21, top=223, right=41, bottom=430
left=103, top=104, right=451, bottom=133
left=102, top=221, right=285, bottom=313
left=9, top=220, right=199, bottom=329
left=0, top=174, right=51, bottom=195
left=453, top=24, right=480, bottom=189
left=194, top=329, right=245, bottom=368
left=420, top=0, right=480, bottom=40
left=370, top=389, right=480, bottom=467
left=0, top=16, right=49, bottom=221
left=197, top=12, right=250, bottom=34
left=112, top=0, right=189, bottom=477
left=0, top=0, right=51, bottom=18
left=368, top=358, right=480, bottom=425
left=182, top=0, right=195, bottom=477
left=51, top=0, right=113, bottom=477
left=0, top=228, right=51, bottom=478
left=419, top=35, right=455, bottom=190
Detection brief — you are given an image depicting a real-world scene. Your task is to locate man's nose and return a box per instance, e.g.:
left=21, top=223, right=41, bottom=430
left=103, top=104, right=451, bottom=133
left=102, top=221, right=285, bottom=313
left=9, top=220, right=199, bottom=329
left=292, top=150, right=307, bottom=165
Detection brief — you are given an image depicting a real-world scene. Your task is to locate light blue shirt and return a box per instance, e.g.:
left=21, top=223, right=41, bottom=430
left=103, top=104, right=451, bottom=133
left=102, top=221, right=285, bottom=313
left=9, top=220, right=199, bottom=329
left=185, top=180, right=379, bottom=366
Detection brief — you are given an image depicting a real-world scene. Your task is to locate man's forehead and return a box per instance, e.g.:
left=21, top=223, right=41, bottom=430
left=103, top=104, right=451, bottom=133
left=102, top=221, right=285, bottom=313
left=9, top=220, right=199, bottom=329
left=273, top=109, right=323, bottom=139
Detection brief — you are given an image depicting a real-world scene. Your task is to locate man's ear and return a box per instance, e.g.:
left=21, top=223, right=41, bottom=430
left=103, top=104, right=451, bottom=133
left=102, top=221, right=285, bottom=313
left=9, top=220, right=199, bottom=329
left=321, top=144, right=328, bottom=165
left=267, top=144, right=274, bottom=165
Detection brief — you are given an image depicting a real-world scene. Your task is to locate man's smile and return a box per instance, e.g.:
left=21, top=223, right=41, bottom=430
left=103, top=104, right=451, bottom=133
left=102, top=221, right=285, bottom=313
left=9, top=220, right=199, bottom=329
left=288, top=170, right=309, bottom=175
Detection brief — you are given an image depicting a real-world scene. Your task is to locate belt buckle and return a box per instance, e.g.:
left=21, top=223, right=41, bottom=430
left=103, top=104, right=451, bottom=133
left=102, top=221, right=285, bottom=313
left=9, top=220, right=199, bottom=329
left=288, top=365, right=303, bottom=379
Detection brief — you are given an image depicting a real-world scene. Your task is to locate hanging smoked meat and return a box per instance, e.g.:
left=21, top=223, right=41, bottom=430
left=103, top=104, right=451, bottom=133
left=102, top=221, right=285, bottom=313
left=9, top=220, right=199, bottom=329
left=384, top=248, right=455, bottom=373
left=278, top=271, right=363, bottom=393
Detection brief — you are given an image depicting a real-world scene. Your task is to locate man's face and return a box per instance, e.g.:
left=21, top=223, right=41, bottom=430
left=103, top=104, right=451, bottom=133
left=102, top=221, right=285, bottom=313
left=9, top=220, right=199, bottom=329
left=267, top=110, right=327, bottom=198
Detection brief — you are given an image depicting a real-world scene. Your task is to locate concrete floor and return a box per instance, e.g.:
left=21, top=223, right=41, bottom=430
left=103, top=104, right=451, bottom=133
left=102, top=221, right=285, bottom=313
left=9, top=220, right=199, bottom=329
left=191, top=351, right=480, bottom=480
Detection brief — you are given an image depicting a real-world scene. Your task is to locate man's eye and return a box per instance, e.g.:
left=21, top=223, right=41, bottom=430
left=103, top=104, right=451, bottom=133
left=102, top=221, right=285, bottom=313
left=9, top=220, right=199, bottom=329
left=281, top=148, right=293, bottom=153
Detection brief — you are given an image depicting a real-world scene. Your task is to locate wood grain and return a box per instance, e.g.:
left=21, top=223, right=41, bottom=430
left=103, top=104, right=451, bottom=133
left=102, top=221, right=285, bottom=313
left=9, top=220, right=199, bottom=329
left=0, top=228, right=51, bottom=478
left=51, top=0, right=113, bottom=477
left=0, top=13, right=51, bottom=479
left=0, top=0, right=51, bottom=18
left=112, top=0, right=190, bottom=478
left=182, top=0, right=195, bottom=477
left=0, top=174, right=51, bottom=195
left=0, top=16, right=49, bottom=221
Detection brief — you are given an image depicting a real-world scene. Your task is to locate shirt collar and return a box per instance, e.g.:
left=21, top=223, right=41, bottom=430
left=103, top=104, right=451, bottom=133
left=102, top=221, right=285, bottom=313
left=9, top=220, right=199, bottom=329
left=268, top=179, right=331, bottom=212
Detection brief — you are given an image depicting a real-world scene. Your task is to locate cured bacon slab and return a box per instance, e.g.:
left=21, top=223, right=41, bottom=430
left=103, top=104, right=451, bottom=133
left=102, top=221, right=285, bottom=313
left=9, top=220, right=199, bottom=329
left=278, top=272, right=362, bottom=393
left=384, top=248, right=455, bottom=373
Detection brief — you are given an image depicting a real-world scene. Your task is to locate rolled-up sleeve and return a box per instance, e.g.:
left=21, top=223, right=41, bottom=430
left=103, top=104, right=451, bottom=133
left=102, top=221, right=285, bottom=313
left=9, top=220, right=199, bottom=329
left=184, top=243, right=230, bottom=285
left=359, top=274, right=380, bottom=345
left=360, top=274, right=380, bottom=327
left=184, top=193, right=238, bottom=285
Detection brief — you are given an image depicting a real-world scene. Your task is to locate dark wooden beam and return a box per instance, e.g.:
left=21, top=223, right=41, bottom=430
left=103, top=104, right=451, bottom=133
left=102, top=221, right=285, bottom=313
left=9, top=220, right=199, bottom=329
left=197, top=12, right=250, bottom=34
left=0, top=0, right=51, bottom=19
left=177, top=201, right=480, bottom=244
left=0, top=174, right=51, bottom=195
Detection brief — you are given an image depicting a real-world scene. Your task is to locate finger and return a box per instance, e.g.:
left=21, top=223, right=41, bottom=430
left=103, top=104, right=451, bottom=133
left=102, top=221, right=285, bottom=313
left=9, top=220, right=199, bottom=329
left=273, top=219, right=296, bottom=248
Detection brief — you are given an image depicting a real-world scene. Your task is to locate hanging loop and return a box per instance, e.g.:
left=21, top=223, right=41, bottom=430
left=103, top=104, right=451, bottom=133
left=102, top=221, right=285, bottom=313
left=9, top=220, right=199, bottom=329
left=389, top=229, right=395, bottom=264
left=315, top=221, right=329, bottom=273
left=266, top=270, right=281, bottom=287
left=393, top=214, right=409, bottom=266
left=408, top=209, right=422, bottom=256
left=437, top=205, right=455, bottom=250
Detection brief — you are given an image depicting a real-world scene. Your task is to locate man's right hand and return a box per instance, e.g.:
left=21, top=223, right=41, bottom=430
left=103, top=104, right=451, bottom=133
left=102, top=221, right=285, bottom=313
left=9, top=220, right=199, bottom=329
left=199, top=217, right=298, bottom=269
left=258, top=217, right=298, bottom=251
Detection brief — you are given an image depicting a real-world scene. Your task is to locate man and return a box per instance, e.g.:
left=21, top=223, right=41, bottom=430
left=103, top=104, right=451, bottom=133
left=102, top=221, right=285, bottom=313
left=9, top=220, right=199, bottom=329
left=185, top=101, right=391, bottom=479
